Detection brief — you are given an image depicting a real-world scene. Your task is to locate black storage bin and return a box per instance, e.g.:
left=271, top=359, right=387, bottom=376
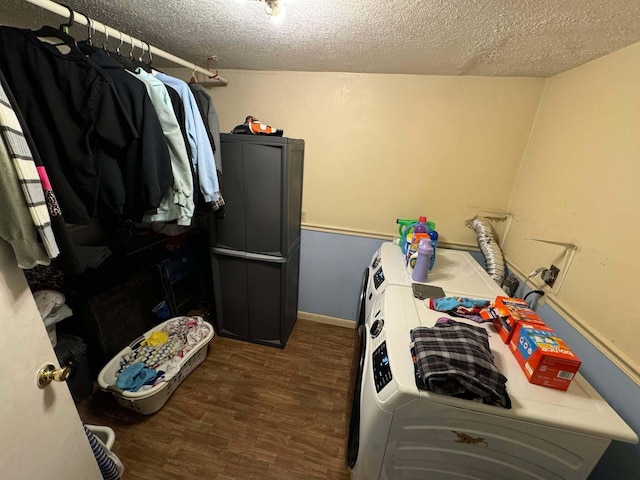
left=157, top=233, right=212, bottom=316
left=66, top=266, right=162, bottom=376
left=54, top=334, right=93, bottom=403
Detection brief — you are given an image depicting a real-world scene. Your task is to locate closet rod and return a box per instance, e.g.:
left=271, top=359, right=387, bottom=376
left=23, top=0, right=229, bottom=85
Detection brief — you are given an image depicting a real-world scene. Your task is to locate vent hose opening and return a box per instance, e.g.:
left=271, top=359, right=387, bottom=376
left=465, top=215, right=505, bottom=286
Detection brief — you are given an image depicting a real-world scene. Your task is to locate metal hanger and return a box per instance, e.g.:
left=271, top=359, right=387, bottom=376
left=116, top=31, right=123, bottom=56
left=102, top=27, right=109, bottom=50
left=107, top=31, right=128, bottom=68
left=85, top=16, right=93, bottom=46
left=190, top=64, right=198, bottom=84
left=144, top=41, right=152, bottom=66
left=132, top=40, right=151, bottom=72
left=128, top=35, right=135, bottom=60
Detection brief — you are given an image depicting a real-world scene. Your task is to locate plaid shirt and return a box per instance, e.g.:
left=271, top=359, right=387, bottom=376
left=411, top=318, right=510, bottom=408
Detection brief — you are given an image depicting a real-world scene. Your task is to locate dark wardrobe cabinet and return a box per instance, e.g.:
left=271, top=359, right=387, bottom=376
left=210, top=134, right=304, bottom=348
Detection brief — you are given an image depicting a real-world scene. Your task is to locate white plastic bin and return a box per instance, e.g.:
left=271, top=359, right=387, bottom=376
left=85, top=425, right=115, bottom=450
left=97, top=317, right=214, bottom=415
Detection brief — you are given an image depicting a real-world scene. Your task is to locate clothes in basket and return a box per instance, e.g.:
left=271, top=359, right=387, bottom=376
left=98, top=315, right=214, bottom=414
left=116, top=316, right=210, bottom=392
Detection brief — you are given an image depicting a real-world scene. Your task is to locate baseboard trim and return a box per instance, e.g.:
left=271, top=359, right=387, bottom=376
left=298, top=311, right=356, bottom=329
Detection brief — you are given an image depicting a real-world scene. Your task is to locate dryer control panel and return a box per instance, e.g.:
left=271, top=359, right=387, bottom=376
left=373, top=341, right=392, bottom=393
left=373, top=267, right=385, bottom=290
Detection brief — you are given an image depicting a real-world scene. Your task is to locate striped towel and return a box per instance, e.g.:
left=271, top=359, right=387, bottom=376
left=83, top=425, right=124, bottom=480
left=0, top=78, right=59, bottom=259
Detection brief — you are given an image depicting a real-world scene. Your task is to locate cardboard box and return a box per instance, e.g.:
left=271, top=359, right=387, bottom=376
left=509, top=322, right=581, bottom=391
left=481, top=296, right=545, bottom=343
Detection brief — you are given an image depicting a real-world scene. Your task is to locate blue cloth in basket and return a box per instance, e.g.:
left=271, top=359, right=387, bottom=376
left=116, top=362, right=159, bottom=392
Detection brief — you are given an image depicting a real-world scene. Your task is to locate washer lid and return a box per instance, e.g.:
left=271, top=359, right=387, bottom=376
left=379, top=243, right=505, bottom=300
left=382, top=285, right=638, bottom=444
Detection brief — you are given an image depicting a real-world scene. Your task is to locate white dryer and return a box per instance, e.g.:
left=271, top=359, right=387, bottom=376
left=361, top=242, right=504, bottom=327
left=348, top=285, right=638, bottom=480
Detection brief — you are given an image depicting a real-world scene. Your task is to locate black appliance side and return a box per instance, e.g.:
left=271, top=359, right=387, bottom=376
left=347, top=267, right=370, bottom=468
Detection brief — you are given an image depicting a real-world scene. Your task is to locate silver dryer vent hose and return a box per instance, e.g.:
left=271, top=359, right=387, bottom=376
left=465, top=215, right=505, bottom=285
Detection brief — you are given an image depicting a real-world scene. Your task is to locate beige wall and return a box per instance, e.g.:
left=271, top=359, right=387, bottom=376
left=504, top=42, right=640, bottom=368
left=193, top=61, right=638, bottom=371
left=205, top=70, right=544, bottom=244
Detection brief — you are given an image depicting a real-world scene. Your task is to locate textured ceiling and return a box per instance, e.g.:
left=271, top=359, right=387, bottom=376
left=1, top=0, right=640, bottom=77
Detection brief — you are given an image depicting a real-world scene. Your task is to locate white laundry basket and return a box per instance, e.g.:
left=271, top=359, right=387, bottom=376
left=85, top=425, right=116, bottom=450
left=97, top=317, right=214, bottom=415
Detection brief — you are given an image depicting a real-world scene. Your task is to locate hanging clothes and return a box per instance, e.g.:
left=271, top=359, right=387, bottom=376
left=188, top=82, right=225, bottom=218
left=130, top=68, right=195, bottom=226
left=154, top=72, right=224, bottom=210
left=85, top=49, right=173, bottom=220
left=0, top=26, right=138, bottom=224
left=164, top=84, right=200, bottom=211
left=189, top=82, right=222, bottom=171
left=165, top=85, right=193, bottom=163
left=187, top=84, right=216, bottom=153
left=0, top=67, right=83, bottom=274
left=0, top=74, right=59, bottom=260
left=0, top=128, right=50, bottom=268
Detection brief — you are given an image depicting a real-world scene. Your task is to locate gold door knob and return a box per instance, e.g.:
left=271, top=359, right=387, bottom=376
left=37, top=363, right=71, bottom=388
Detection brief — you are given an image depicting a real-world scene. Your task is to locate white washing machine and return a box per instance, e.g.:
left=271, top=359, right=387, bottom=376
left=360, top=242, right=505, bottom=327
left=348, top=285, right=638, bottom=480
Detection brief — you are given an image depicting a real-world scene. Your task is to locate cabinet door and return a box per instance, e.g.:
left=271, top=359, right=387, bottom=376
left=246, top=254, right=285, bottom=346
left=285, top=145, right=304, bottom=254
left=215, top=140, right=246, bottom=251
left=211, top=252, right=250, bottom=339
left=244, top=142, right=283, bottom=255
left=216, top=136, right=303, bottom=257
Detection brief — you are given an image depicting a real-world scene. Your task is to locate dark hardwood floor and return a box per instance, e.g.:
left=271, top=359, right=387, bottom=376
left=77, top=319, right=356, bottom=480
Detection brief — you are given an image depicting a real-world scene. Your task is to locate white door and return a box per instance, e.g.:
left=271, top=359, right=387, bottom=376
left=0, top=242, right=102, bottom=479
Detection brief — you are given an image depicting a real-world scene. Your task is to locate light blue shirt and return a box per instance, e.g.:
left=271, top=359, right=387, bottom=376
left=130, top=68, right=194, bottom=226
left=154, top=72, right=221, bottom=205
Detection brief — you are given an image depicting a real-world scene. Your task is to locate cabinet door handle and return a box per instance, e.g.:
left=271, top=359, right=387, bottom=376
left=244, top=252, right=286, bottom=263
left=211, top=247, right=246, bottom=258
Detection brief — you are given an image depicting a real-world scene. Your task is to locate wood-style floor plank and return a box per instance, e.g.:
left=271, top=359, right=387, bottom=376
left=77, top=319, right=356, bottom=479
